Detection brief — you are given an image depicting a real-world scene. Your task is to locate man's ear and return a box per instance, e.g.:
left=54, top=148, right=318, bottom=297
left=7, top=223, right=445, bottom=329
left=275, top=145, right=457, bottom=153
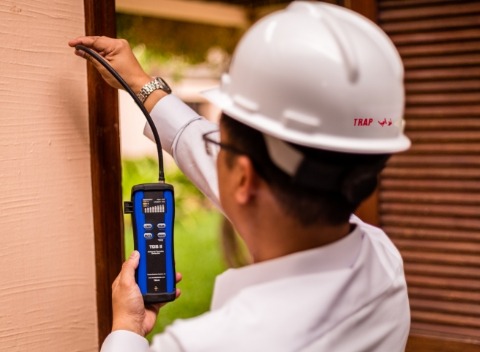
left=233, top=156, right=259, bottom=205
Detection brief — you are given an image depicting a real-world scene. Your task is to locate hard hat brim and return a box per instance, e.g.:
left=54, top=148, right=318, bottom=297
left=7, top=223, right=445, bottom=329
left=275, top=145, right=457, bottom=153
left=201, top=86, right=411, bottom=155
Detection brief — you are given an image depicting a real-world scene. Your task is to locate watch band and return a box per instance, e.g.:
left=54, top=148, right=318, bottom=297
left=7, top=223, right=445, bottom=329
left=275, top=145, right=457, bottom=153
left=136, top=77, right=172, bottom=103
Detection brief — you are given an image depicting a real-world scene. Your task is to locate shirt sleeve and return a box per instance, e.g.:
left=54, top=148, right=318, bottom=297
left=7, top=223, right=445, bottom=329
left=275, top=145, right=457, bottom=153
left=100, top=331, right=150, bottom=352
left=100, top=330, right=184, bottom=352
left=144, top=94, right=221, bottom=209
left=150, top=330, right=185, bottom=352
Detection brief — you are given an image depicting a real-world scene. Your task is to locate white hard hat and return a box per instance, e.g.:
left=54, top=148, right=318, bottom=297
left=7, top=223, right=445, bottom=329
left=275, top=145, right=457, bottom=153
left=202, top=1, right=411, bottom=158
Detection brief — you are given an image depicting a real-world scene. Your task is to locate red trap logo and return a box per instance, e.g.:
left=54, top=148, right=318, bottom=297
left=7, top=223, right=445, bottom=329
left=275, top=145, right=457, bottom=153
left=354, top=118, right=393, bottom=127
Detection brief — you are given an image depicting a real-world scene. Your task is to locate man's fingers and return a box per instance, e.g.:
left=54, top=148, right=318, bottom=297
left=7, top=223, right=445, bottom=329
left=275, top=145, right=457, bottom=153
left=146, top=303, right=161, bottom=315
left=69, top=36, right=118, bottom=60
left=68, top=35, right=101, bottom=49
left=70, top=36, right=104, bottom=61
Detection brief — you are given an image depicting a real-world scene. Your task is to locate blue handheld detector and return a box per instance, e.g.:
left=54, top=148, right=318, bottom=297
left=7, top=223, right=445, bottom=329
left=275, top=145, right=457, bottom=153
left=125, top=183, right=176, bottom=303
left=74, top=45, right=177, bottom=304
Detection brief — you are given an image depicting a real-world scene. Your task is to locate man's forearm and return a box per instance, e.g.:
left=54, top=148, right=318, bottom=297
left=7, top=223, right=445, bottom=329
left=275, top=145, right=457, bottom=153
left=145, top=95, right=221, bottom=208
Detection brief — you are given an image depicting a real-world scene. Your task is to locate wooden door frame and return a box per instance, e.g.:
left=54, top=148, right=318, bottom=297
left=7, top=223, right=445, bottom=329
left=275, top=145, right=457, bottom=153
left=83, top=0, right=124, bottom=346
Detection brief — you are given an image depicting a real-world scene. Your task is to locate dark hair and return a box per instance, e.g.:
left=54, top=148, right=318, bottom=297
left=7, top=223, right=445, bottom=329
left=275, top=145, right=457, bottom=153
left=220, top=113, right=390, bottom=226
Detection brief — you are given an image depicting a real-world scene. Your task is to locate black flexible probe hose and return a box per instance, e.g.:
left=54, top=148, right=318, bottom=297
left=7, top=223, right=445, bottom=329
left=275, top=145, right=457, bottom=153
left=75, top=44, right=166, bottom=183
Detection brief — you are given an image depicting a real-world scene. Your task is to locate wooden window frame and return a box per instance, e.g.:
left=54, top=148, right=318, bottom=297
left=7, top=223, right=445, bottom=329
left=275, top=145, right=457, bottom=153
left=83, top=0, right=124, bottom=346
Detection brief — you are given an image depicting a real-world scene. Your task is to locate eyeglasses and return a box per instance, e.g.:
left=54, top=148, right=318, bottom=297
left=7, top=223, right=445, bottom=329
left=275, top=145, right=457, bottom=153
left=202, top=130, right=269, bottom=180
left=202, top=130, right=246, bottom=158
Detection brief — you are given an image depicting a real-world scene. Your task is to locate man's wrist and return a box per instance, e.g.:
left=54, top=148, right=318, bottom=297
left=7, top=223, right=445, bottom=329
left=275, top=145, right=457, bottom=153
left=131, top=75, right=152, bottom=95
left=112, top=319, right=145, bottom=337
left=143, top=90, right=168, bottom=113
left=134, top=76, right=171, bottom=112
left=137, top=77, right=172, bottom=102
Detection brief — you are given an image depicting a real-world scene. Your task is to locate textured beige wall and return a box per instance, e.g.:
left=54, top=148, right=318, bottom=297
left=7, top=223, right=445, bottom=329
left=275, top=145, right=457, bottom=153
left=0, top=1, right=98, bottom=351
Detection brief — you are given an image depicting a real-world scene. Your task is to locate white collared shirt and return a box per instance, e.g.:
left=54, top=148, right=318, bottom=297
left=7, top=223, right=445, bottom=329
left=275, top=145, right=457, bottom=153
left=101, top=95, right=410, bottom=352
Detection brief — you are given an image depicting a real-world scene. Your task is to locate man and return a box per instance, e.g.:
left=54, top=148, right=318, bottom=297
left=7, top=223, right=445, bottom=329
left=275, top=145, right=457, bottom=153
left=70, top=2, right=411, bottom=351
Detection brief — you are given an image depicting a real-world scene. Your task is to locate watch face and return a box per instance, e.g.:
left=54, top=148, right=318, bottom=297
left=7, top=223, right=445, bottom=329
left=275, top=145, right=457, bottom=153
left=156, top=77, right=172, bottom=94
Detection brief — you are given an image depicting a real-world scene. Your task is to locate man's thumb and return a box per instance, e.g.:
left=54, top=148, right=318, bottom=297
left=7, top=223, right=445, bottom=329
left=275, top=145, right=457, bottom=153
left=123, top=250, right=140, bottom=272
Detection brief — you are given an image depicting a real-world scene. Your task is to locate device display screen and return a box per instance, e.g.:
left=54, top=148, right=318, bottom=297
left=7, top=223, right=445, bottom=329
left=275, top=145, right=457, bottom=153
left=142, top=197, right=166, bottom=214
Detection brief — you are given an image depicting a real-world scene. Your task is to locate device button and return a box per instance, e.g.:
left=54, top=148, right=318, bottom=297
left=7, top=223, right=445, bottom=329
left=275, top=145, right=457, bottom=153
left=157, top=223, right=166, bottom=229
left=144, top=233, right=153, bottom=240
left=144, top=223, right=153, bottom=229
left=157, top=232, right=166, bottom=239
